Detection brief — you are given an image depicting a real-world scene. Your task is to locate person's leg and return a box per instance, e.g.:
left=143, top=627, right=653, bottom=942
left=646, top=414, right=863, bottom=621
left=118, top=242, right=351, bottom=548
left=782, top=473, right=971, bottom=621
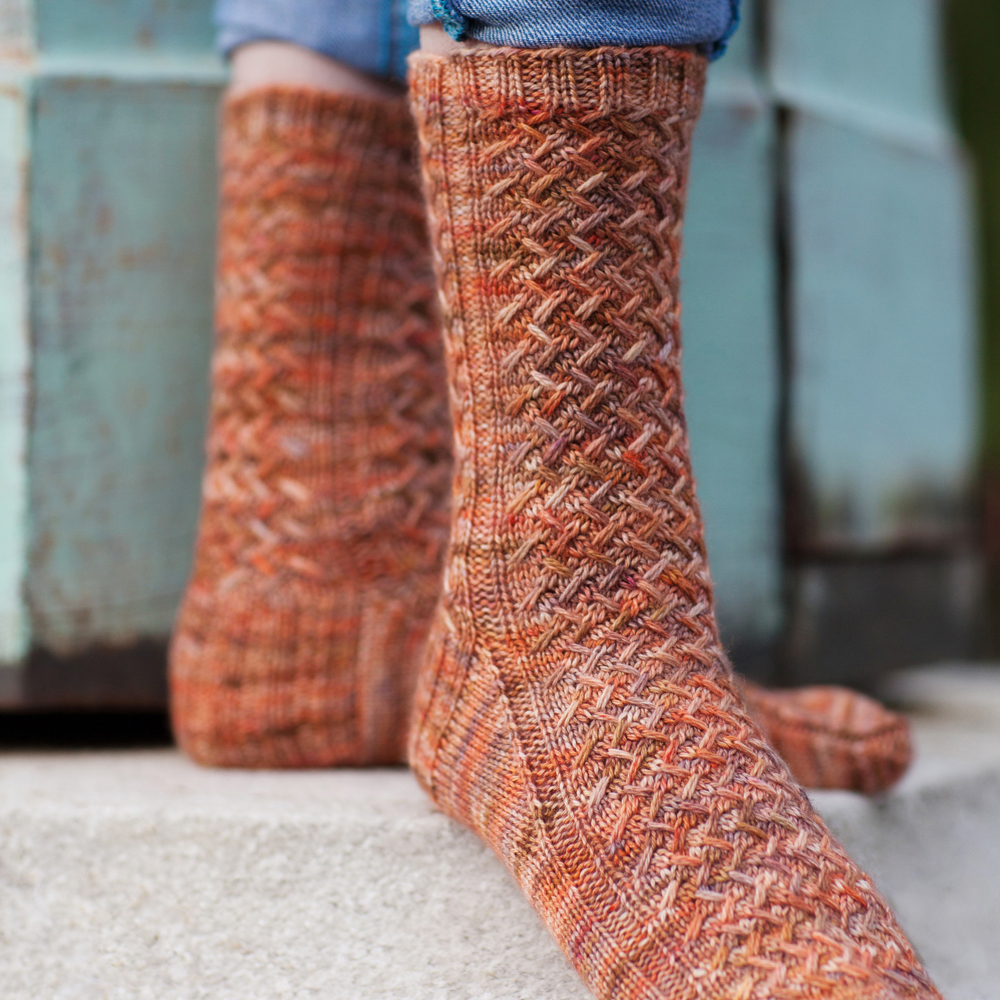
left=227, top=40, right=402, bottom=99
left=169, top=3, right=449, bottom=767
left=405, top=12, right=939, bottom=1000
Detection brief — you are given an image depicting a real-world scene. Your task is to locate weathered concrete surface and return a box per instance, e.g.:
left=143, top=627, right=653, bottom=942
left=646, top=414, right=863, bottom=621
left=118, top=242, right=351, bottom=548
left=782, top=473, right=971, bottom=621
left=2, top=668, right=1000, bottom=999
left=819, top=664, right=1000, bottom=1000
left=0, top=754, right=591, bottom=1000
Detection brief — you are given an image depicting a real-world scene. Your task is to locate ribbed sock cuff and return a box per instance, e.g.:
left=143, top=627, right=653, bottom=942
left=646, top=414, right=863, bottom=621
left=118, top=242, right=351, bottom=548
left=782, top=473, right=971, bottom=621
left=407, top=45, right=706, bottom=120
left=221, top=86, right=415, bottom=154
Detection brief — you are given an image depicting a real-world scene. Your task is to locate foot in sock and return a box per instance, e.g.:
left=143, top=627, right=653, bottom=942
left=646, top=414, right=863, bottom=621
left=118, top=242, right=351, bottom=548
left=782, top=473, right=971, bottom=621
left=170, top=88, right=450, bottom=767
left=740, top=680, right=912, bottom=794
left=408, top=45, right=940, bottom=999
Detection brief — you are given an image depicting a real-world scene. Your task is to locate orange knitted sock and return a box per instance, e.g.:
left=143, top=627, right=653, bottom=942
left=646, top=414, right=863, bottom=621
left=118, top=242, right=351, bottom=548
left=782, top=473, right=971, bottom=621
left=170, top=88, right=450, bottom=767
left=408, top=46, right=940, bottom=999
left=739, top=680, right=913, bottom=794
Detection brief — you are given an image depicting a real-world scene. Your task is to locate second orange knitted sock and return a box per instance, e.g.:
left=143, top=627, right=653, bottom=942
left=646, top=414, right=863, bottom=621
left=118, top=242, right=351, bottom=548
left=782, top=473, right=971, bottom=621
left=170, top=88, right=450, bottom=767
left=740, top=680, right=913, bottom=794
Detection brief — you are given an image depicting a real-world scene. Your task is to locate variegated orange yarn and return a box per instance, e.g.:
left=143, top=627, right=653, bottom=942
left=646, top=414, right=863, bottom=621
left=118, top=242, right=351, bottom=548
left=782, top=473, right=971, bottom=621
left=170, top=88, right=450, bottom=767
left=408, top=45, right=940, bottom=1000
left=740, top=681, right=913, bottom=794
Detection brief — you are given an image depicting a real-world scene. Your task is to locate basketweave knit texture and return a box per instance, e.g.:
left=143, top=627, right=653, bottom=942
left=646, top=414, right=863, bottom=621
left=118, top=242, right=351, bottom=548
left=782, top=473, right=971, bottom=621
left=407, top=46, right=941, bottom=1000
left=740, top=681, right=913, bottom=795
left=170, top=88, right=450, bottom=767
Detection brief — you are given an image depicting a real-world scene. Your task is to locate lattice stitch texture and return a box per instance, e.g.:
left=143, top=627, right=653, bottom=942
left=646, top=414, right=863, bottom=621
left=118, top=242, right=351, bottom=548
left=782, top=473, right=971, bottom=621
left=171, top=89, right=450, bottom=767
left=408, top=47, right=940, bottom=1000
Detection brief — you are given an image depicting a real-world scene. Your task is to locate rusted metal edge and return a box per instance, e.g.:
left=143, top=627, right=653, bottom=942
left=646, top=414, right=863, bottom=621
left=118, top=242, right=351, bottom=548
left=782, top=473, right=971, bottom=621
left=0, top=641, right=167, bottom=710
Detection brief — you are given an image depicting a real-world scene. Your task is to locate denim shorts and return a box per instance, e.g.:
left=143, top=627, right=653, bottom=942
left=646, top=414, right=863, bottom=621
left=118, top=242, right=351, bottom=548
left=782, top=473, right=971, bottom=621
left=215, top=0, right=740, bottom=82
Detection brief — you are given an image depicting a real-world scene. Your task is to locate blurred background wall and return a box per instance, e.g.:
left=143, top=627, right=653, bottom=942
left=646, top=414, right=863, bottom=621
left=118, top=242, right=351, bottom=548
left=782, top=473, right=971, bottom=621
left=948, top=0, right=1000, bottom=656
left=0, top=0, right=987, bottom=708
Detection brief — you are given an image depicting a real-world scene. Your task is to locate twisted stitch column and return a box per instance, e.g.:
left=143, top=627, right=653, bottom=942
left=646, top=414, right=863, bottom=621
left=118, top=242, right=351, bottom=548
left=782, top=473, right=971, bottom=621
left=408, top=46, right=940, bottom=1000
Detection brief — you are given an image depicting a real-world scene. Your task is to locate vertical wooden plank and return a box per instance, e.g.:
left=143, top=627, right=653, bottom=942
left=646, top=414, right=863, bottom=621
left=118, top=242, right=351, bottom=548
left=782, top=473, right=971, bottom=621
left=0, top=81, right=30, bottom=666
left=787, top=115, right=976, bottom=549
left=682, top=0, right=782, bottom=677
left=769, top=0, right=980, bottom=685
left=27, top=77, right=218, bottom=654
left=771, top=0, right=975, bottom=552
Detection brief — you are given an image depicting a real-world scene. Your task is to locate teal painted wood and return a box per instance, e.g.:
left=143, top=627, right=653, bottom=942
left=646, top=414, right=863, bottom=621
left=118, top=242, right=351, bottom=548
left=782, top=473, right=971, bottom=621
left=786, top=115, right=976, bottom=548
left=683, top=0, right=782, bottom=666
left=768, top=0, right=977, bottom=550
left=0, top=0, right=978, bottom=686
left=0, top=0, right=786, bottom=667
left=769, top=0, right=952, bottom=150
left=26, top=77, right=217, bottom=654
left=0, top=80, right=30, bottom=663
left=35, top=0, right=215, bottom=55
left=13, top=0, right=786, bottom=665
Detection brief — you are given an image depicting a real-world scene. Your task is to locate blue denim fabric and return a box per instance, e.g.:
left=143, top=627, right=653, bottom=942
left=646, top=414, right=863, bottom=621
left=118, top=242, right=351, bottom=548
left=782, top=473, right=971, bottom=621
left=215, top=0, right=419, bottom=81
left=409, top=0, right=741, bottom=58
left=214, top=0, right=739, bottom=80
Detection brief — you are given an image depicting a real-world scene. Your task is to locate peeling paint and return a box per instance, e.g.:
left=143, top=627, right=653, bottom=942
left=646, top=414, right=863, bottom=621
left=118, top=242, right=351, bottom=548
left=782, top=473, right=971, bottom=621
left=26, top=76, right=217, bottom=654
left=0, top=81, right=30, bottom=664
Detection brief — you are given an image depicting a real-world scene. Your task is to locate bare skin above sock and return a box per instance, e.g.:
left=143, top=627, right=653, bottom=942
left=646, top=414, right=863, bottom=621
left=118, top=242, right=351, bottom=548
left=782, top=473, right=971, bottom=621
left=407, top=45, right=940, bottom=1000
left=170, top=88, right=450, bottom=767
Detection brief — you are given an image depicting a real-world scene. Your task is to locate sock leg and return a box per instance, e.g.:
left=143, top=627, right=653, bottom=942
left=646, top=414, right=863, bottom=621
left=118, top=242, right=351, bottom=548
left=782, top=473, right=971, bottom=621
left=407, top=45, right=940, bottom=999
left=170, top=88, right=450, bottom=767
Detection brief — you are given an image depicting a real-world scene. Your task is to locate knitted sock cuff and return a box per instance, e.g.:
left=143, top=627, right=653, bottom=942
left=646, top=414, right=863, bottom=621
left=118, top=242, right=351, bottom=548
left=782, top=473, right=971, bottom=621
left=216, top=86, right=425, bottom=273
left=221, top=86, right=416, bottom=156
left=407, top=45, right=706, bottom=121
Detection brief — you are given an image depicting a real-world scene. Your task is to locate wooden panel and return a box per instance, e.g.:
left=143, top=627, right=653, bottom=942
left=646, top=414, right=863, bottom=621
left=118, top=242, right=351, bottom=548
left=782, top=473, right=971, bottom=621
left=0, top=0, right=981, bottom=698
left=684, top=101, right=781, bottom=673
left=770, top=1, right=981, bottom=684
left=0, top=81, right=30, bottom=665
left=26, top=77, right=218, bottom=654
left=769, top=0, right=950, bottom=147
left=787, top=114, right=976, bottom=551
left=35, top=0, right=214, bottom=54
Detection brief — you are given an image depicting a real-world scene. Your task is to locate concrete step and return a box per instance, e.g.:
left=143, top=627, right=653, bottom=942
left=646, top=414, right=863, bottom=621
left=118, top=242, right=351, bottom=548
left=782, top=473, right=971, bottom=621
left=2, top=666, right=1000, bottom=1000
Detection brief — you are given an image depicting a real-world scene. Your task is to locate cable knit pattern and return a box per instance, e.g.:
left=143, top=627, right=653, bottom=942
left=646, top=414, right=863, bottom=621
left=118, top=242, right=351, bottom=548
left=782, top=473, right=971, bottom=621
left=407, top=46, right=940, bottom=1000
left=170, top=88, right=451, bottom=767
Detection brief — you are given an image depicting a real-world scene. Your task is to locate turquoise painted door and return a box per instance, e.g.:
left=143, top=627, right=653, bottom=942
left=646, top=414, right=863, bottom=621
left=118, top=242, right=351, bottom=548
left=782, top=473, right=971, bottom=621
left=0, top=0, right=979, bottom=703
